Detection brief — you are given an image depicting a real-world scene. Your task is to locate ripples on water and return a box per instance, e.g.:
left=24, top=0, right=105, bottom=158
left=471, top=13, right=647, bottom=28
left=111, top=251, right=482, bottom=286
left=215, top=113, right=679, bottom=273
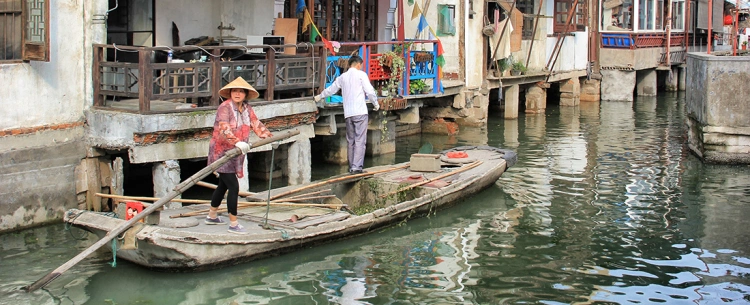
left=1, top=93, right=749, bottom=304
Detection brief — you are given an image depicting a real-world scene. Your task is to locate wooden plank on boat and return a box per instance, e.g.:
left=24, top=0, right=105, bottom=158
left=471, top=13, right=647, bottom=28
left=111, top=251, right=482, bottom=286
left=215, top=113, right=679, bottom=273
left=287, top=212, right=351, bottom=229
left=269, top=164, right=410, bottom=201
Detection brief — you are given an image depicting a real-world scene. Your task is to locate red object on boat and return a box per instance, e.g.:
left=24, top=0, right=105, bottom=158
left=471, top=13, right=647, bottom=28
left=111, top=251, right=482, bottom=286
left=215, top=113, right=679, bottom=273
left=445, top=151, right=469, bottom=158
left=125, top=201, right=144, bottom=220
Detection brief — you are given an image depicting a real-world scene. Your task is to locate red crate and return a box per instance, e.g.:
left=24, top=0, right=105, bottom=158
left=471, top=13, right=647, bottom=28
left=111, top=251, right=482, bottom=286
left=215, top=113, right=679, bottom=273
left=369, top=54, right=391, bottom=81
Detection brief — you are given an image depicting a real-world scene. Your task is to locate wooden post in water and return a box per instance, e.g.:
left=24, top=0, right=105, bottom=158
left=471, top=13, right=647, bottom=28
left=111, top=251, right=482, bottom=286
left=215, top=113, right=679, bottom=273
left=24, top=130, right=300, bottom=293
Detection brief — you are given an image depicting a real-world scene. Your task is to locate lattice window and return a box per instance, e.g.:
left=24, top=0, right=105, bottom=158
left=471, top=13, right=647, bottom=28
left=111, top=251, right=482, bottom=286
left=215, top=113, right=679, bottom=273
left=516, top=0, right=536, bottom=39
left=0, top=0, right=48, bottom=61
left=554, top=0, right=587, bottom=33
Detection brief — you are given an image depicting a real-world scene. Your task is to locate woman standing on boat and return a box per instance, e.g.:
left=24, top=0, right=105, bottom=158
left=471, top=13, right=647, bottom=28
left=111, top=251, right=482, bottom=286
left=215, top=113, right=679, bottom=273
left=207, top=77, right=272, bottom=234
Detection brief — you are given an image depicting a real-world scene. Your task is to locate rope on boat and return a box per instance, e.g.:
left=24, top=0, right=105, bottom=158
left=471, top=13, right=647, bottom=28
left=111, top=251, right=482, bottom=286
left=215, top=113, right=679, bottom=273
left=64, top=210, right=89, bottom=240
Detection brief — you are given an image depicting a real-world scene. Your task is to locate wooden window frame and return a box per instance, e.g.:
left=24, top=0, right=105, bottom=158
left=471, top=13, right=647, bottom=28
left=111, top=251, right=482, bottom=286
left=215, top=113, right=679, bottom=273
left=553, top=0, right=587, bottom=33
left=1, top=0, right=49, bottom=62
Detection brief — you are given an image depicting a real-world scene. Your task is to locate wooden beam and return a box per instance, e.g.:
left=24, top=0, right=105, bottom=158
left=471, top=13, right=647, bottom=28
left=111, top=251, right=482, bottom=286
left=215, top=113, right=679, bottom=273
left=138, top=49, right=153, bottom=113
left=266, top=48, right=276, bottom=101
left=93, top=46, right=103, bottom=107
left=210, top=48, right=222, bottom=106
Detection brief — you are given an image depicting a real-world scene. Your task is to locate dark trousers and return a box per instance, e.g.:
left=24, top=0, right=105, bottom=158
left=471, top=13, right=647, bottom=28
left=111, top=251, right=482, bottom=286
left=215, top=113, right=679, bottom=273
left=210, top=173, right=239, bottom=216
left=345, top=114, right=368, bottom=171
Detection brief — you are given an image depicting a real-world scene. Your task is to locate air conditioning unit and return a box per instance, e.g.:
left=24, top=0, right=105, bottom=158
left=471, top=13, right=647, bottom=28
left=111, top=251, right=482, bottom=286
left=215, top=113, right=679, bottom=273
left=246, top=35, right=285, bottom=53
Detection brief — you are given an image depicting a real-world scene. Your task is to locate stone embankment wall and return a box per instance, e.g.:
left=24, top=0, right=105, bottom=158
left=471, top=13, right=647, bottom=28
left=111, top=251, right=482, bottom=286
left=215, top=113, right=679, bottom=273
left=685, top=53, right=750, bottom=164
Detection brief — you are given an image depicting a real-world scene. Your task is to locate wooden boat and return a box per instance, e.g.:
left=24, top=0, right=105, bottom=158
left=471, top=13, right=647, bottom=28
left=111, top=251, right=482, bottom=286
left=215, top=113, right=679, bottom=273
left=64, top=146, right=516, bottom=270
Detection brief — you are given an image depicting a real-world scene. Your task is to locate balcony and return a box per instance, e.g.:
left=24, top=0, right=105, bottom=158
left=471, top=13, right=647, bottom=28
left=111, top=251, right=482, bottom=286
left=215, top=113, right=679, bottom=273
left=601, top=32, right=688, bottom=49
left=92, top=41, right=443, bottom=114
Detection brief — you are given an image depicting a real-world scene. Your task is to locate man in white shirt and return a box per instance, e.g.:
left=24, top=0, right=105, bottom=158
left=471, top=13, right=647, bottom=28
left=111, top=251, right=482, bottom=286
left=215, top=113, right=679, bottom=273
left=315, top=55, right=379, bottom=174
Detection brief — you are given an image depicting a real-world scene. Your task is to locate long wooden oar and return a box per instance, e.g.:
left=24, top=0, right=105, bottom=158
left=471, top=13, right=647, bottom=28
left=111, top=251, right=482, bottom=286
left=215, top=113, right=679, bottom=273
left=24, top=130, right=300, bottom=293
left=380, top=161, right=483, bottom=198
left=270, top=164, right=410, bottom=201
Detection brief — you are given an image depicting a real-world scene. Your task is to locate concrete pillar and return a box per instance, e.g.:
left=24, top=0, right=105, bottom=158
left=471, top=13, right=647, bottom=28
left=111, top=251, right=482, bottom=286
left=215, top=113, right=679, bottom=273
left=678, top=67, right=687, bottom=91
left=559, top=78, right=581, bottom=106
left=366, top=118, right=396, bottom=156
left=665, top=67, right=679, bottom=92
left=504, top=84, right=520, bottom=119
left=247, top=148, right=286, bottom=181
left=636, top=69, right=657, bottom=96
left=112, top=157, right=124, bottom=196
left=601, top=70, right=636, bottom=102
left=580, top=79, right=601, bottom=102
left=320, top=133, right=349, bottom=165
left=239, top=155, right=249, bottom=193
left=525, top=85, right=547, bottom=114
left=286, top=138, right=311, bottom=185
left=153, top=160, right=181, bottom=209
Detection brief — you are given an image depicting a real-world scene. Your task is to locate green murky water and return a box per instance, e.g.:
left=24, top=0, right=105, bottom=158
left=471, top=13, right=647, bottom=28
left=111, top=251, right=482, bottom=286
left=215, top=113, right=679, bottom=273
left=2, top=92, right=749, bottom=304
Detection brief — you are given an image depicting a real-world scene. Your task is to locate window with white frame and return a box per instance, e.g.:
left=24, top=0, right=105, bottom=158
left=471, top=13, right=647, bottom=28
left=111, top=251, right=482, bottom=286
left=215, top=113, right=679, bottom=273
left=671, top=0, right=685, bottom=30
left=602, top=0, right=634, bottom=31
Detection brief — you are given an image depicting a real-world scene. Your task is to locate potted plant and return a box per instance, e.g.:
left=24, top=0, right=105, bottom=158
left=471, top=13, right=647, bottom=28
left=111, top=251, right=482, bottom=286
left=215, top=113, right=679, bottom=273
left=496, top=58, right=511, bottom=76
left=743, top=41, right=748, bottom=50
left=409, top=79, right=430, bottom=95
left=379, top=51, right=405, bottom=97
left=511, top=61, right=527, bottom=76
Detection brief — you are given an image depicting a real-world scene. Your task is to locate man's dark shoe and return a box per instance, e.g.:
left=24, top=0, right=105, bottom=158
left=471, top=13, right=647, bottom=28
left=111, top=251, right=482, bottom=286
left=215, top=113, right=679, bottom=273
left=349, top=169, right=364, bottom=174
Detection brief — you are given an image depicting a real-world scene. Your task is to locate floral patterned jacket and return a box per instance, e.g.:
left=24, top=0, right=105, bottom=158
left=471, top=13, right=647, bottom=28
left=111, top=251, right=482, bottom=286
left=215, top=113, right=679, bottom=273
left=208, top=100, right=272, bottom=178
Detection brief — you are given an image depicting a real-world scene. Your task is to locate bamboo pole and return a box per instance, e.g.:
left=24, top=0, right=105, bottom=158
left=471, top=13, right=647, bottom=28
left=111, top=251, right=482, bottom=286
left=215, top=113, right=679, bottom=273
left=379, top=161, right=483, bottom=198
left=284, top=188, right=332, bottom=200
left=196, top=181, right=256, bottom=197
left=25, top=130, right=300, bottom=293
left=170, top=200, right=345, bottom=219
left=276, top=195, right=337, bottom=202
left=269, top=164, right=410, bottom=201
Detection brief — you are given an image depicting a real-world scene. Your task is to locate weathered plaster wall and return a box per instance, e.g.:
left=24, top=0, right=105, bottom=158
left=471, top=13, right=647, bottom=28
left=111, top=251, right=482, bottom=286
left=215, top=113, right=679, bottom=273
left=155, top=0, right=274, bottom=47
left=220, top=0, right=275, bottom=37
left=0, top=0, right=102, bottom=130
left=0, top=0, right=107, bottom=233
left=402, top=0, right=462, bottom=77
left=686, top=52, right=750, bottom=163
left=155, top=0, right=218, bottom=46
left=464, top=0, right=485, bottom=89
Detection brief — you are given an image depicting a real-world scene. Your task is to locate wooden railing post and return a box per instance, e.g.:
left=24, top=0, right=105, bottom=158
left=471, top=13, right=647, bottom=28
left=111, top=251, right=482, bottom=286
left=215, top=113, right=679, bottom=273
left=93, top=46, right=103, bottom=107
left=211, top=48, right=222, bottom=106
left=318, top=46, right=328, bottom=92
left=138, top=49, right=153, bottom=114
left=266, top=48, right=276, bottom=101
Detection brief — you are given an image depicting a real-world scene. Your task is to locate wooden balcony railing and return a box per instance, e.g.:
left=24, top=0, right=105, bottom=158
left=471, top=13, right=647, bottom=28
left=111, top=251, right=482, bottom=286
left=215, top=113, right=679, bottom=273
left=93, top=44, right=325, bottom=114
left=93, top=40, right=443, bottom=114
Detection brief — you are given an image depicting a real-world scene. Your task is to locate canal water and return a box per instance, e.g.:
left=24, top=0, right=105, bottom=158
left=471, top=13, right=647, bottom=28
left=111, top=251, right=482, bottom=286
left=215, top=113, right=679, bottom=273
left=2, top=92, right=749, bottom=304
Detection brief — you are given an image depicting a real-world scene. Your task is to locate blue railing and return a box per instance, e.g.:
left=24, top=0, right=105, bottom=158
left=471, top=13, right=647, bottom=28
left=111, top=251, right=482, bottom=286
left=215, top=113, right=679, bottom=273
left=322, top=40, right=442, bottom=104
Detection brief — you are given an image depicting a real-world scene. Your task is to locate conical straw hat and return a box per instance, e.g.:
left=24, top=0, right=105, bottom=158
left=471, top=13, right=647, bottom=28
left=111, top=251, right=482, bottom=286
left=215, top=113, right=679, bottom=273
left=218, top=77, right=259, bottom=100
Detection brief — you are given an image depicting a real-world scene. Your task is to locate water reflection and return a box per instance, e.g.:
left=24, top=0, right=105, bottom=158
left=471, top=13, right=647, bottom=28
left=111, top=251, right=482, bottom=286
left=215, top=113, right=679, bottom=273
left=2, top=93, right=749, bottom=304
